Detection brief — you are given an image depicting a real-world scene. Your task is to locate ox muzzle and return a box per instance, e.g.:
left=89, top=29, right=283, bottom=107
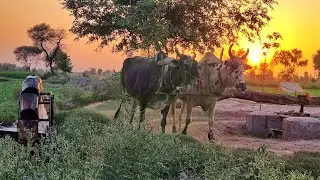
left=236, top=83, right=246, bottom=91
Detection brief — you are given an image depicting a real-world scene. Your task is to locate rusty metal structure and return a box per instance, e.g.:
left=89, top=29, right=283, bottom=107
left=0, top=75, right=54, bottom=143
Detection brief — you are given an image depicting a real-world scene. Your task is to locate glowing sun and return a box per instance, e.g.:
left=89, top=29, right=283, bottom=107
left=247, top=44, right=263, bottom=66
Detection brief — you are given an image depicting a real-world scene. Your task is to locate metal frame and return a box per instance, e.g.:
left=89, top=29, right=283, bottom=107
left=0, top=92, right=54, bottom=142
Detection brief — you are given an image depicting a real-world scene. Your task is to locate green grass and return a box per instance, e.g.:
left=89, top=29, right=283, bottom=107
left=0, top=109, right=313, bottom=179
left=0, top=71, right=35, bottom=79
left=284, top=152, right=320, bottom=178
left=0, top=79, right=97, bottom=122
left=0, top=80, right=20, bottom=122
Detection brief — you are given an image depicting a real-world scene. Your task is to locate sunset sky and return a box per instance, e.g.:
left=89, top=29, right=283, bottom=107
left=1, top=0, right=320, bottom=75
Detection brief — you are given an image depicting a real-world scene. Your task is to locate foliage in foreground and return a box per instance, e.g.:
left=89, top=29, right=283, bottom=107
left=0, top=110, right=314, bottom=179
left=285, top=151, right=320, bottom=178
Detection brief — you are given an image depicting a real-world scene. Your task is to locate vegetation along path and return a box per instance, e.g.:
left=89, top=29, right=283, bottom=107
left=85, top=98, right=320, bottom=156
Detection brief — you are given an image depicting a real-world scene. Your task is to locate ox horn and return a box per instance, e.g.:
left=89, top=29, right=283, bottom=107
left=228, top=44, right=235, bottom=58
left=175, top=46, right=182, bottom=58
left=241, top=48, right=250, bottom=60
left=219, top=48, right=224, bottom=61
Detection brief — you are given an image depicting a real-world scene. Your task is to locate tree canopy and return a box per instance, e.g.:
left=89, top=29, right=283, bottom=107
left=27, top=23, right=66, bottom=74
left=54, top=51, right=73, bottom=73
left=13, top=46, right=42, bottom=71
left=313, top=49, right=320, bottom=78
left=271, top=48, right=308, bottom=81
left=61, top=0, right=278, bottom=53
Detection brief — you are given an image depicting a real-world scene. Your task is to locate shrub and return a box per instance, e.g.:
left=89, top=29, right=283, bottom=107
left=284, top=152, right=320, bottom=179
left=92, top=72, right=122, bottom=101
left=46, top=73, right=71, bottom=84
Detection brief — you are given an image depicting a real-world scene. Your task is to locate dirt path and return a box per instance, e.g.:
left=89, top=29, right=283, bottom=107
left=85, top=98, right=320, bottom=156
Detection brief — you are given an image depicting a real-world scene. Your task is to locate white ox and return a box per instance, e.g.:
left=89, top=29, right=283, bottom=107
left=164, top=44, right=251, bottom=140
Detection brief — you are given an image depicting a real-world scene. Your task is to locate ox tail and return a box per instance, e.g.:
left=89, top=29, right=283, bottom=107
left=114, top=67, right=125, bottom=120
left=113, top=98, right=124, bottom=120
left=114, top=58, right=131, bottom=120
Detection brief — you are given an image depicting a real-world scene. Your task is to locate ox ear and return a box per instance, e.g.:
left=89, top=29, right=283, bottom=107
left=244, top=63, right=252, bottom=70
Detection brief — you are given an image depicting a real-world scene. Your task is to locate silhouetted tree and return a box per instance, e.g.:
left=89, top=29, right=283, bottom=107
left=97, top=68, right=103, bottom=76
left=271, top=48, right=308, bottom=81
left=27, top=23, right=66, bottom=74
left=90, top=68, right=97, bottom=75
left=54, top=51, right=73, bottom=73
left=13, top=46, right=42, bottom=71
left=312, top=49, right=320, bottom=78
left=0, top=63, right=17, bottom=71
left=261, top=32, right=282, bottom=53
left=61, top=0, right=278, bottom=53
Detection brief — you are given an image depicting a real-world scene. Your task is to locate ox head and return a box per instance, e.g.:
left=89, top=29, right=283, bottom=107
left=223, top=44, right=251, bottom=91
left=156, top=47, right=199, bottom=87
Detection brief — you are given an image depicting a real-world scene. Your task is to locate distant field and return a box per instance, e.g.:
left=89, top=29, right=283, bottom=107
left=0, top=71, right=34, bottom=79
left=0, top=78, right=93, bottom=122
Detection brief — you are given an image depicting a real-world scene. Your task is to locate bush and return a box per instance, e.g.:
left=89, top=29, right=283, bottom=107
left=53, top=86, right=95, bottom=110
left=92, top=72, right=122, bottom=101
left=284, top=152, right=320, bottom=179
left=46, top=73, right=71, bottom=84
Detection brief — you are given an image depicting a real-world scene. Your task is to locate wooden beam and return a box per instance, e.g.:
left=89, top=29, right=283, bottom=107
left=218, top=89, right=319, bottom=106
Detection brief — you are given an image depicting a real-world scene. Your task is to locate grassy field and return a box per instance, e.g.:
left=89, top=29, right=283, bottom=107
left=0, top=78, right=96, bottom=122
left=0, top=73, right=320, bottom=179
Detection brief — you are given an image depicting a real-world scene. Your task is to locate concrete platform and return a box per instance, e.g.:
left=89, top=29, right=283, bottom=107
left=283, top=117, right=320, bottom=140
left=246, top=111, right=283, bottom=137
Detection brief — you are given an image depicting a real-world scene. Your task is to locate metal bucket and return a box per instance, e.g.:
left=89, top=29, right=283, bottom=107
left=19, top=93, right=39, bottom=120
left=21, top=75, right=42, bottom=94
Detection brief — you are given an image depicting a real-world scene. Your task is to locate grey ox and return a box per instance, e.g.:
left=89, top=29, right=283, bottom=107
left=160, top=44, right=252, bottom=140
left=114, top=48, right=199, bottom=128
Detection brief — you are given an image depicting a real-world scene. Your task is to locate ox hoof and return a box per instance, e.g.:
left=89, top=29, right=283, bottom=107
left=172, top=126, right=177, bottom=133
left=208, top=130, right=215, bottom=141
left=182, top=129, right=187, bottom=135
left=161, top=127, right=165, bottom=134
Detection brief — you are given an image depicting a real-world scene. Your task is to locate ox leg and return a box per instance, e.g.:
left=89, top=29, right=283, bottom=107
left=129, top=99, right=138, bottom=125
left=182, top=103, right=193, bottom=135
left=178, top=100, right=186, bottom=131
left=138, top=101, right=147, bottom=129
left=160, top=105, right=170, bottom=133
left=171, top=100, right=177, bottom=133
left=208, top=103, right=217, bottom=141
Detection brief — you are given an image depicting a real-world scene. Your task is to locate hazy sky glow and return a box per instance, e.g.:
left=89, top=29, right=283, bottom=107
left=0, top=0, right=320, bottom=75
